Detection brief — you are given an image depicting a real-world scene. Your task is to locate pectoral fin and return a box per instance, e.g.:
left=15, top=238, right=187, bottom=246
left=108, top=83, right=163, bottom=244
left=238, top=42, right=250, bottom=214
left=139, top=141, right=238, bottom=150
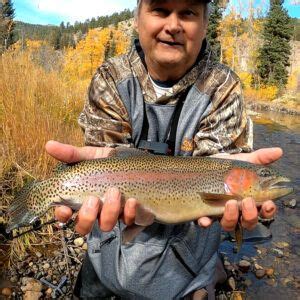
left=200, top=193, right=236, bottom=206
left=234, top=222, right=243, bottom=252
left=122, top=225, right=146, bottom=244
left=51, top=195, right=82, bottom=211
left=122, top=204, right=155, bottom=244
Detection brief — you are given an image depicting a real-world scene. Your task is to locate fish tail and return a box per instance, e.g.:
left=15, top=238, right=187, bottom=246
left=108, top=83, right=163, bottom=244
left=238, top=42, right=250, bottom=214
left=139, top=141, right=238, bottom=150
left=234, top=222, right=243, bottom=252
left=6, top=181, right=40, bottom=233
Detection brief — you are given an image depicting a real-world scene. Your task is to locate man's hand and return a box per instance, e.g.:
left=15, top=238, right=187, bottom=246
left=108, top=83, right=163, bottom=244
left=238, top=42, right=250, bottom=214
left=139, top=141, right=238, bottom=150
left=198, top=148, right=282, bottom=231
left=46, top=140, right=137, bottom=235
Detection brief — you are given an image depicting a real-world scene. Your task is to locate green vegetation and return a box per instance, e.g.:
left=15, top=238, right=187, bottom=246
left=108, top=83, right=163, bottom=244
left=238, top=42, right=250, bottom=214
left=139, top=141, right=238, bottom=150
left=0, top=0, right=15, bottom=53
left=206, top=0, right=225, bottom=61
left=255, top=0, right=293, bottom=89
left=15, top=9, right=134, bottom=50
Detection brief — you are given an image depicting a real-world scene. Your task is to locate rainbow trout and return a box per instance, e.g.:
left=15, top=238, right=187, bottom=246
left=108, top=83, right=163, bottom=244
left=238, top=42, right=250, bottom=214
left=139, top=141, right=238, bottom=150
left=7, top=148, right=293, bottom=236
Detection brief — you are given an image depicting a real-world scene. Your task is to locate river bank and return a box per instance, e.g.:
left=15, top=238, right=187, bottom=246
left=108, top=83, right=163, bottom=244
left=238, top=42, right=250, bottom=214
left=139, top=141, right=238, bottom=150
left=246, top=94, right=300, bottom=116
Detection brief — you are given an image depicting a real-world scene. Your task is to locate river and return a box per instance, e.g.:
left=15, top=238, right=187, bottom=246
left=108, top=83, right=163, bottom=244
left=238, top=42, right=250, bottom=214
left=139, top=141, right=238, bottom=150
left=220, top=111, right=300, bottom=300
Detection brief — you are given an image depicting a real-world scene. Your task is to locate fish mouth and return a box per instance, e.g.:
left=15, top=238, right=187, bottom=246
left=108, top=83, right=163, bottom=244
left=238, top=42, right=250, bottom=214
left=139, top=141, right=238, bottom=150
left=262, top=176, right=294, bottom=199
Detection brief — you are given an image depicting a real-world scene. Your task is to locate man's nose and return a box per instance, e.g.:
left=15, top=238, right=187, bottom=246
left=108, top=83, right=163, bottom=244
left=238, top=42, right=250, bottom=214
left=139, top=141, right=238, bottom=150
left=165, top=13, right=182, bottom=35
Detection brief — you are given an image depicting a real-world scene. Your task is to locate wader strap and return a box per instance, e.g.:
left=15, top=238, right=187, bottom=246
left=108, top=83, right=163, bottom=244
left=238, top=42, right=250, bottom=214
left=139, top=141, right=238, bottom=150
left=138, top=95, right=186, bottom=155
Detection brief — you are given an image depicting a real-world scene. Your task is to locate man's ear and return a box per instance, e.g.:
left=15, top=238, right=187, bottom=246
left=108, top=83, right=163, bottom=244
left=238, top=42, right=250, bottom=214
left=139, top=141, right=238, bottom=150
left=134, top=17, right=139, bottom=33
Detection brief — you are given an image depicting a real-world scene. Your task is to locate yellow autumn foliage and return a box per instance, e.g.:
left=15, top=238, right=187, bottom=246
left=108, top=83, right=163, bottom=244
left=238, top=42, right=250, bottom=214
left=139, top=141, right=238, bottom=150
left=63, top=27, right=130, bottom=82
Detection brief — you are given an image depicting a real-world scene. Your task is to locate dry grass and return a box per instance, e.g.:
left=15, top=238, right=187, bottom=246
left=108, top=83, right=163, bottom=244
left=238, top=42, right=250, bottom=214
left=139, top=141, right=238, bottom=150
left=0, top=48, right=88, bottom=262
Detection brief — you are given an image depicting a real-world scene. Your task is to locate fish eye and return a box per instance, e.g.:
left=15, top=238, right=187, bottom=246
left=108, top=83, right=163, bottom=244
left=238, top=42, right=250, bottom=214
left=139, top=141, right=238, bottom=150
left=258, top=168, right=272, bottom=177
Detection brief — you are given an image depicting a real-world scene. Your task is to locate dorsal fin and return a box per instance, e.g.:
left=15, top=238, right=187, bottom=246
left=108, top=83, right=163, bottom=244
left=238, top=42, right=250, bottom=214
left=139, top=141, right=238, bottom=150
left=108, top=147, right=152, bottom=158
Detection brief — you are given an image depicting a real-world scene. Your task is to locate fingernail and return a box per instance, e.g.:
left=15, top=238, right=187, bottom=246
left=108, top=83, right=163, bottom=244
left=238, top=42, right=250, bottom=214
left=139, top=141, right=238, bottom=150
left=106, top=187, right=119, bottom=203
left=226, top=201, right=237, bottom=213
left=243, top=198, right=255, bottom=210
left=86, top=196, right=98, bottom=208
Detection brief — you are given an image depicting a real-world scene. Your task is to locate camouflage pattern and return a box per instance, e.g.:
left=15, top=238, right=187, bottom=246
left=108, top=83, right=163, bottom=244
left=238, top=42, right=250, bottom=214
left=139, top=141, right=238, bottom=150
left=78, top=40, right=253, bottom=156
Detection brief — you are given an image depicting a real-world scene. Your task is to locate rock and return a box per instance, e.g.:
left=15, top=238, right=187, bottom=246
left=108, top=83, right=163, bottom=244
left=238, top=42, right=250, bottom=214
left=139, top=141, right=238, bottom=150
left=35, top=252, right=43, bottom=258
left=244, top=279, right=252, bottom=287
left=21, top=278, right=43, bottom=292
left=45, top=288, right=52, bottom=297
left=266, top=268, right=274, bottom=277
left=238, top=260, right=251, bottom=273
left=274, top=241, right=289, bottom=249
left=74, top=237, right=84, bottom=247
left=271, top=248, right=284, bottom=258
left=23, top=290, right=43, bottom=300
left=2, top=287, right=12, bottom=296
left=255, top=269, right=266, bottom=279
left=283, top=198, right=297, bottom=208
left=254, top=263, right=264, bottom=270
left=43, top=263, right=50, bottom=271
left=82, top=243, right=88, bottom=251
left=266, top=278, right=277, bottom=287
left=227, top=277, right=236, bottom=290
left=231, top=292, right=243, bottom=300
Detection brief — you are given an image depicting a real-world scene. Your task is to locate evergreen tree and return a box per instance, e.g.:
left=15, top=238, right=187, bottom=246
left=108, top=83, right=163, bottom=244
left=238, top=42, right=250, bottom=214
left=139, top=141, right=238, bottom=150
left=0, top=0, right=15, bottom=53
left=255, top=0, right=293, bottom=89
left=206, top=0, right=224, bottom=61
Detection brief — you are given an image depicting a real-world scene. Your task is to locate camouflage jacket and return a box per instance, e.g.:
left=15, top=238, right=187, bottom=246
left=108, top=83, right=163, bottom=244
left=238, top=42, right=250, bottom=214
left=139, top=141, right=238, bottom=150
left=78, top=40, right=253, bottom=156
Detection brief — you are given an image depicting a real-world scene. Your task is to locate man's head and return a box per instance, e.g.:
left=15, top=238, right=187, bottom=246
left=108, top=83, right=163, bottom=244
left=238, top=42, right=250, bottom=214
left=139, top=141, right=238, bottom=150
left=134, top=0, right=211, bottom=81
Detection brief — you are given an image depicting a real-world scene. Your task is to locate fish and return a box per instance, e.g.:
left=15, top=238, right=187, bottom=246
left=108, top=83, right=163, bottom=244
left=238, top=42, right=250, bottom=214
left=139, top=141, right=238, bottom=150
left=6, top=148, right=293, bottom=240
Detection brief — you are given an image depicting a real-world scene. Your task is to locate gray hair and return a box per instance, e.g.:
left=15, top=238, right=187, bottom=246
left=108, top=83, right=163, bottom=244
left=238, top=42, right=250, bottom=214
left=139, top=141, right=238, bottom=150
left=135, top=0, right=212, bottom=21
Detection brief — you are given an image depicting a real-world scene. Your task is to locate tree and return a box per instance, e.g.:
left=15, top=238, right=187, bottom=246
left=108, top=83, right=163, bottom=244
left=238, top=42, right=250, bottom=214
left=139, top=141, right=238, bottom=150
left=255, top=0, right=293, bottom=89
left=0, top=0, right=15, bottom=53
left=206, top=0, right=224, bottom=61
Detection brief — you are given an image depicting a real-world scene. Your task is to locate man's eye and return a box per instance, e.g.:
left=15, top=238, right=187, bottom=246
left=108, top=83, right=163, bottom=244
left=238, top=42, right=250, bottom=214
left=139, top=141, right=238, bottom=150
left=152, top=8, right=169, bottom=16
left=182, top=10, right=196, bottom=17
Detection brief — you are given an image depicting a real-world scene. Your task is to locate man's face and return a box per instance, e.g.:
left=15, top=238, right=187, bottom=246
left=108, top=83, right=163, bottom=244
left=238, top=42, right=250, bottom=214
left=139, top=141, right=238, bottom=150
left=135, top=0, right=208, bottom=80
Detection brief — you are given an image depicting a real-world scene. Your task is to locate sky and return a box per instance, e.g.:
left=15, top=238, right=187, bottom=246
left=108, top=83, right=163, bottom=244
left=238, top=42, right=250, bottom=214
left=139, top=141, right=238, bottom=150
left=13, top=0, right=300, bottom=26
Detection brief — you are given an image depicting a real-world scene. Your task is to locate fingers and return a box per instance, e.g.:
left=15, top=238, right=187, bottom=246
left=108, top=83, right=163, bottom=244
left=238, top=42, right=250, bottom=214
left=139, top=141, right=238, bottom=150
left=222, top=148, right=283, bottom=165
left=45, top=140, right=113, bottom=163
left=260, top=200, right=277, bottom=219
left=220, top=200, right=239, bottom=232
left=123, top=198, right=137, bottom=226
left=99, top=188, right=122, bottom=232
left=55, top=206, right=73, bottom=223
left=75, top=196, right=101, bottom=235
left=197, top=217, right=213, bottom=228
left=240, top=197, right=258, bottom=230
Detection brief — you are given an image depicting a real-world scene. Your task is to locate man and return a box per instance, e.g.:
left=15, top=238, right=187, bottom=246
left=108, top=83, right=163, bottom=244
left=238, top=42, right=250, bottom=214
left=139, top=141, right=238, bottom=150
left=46, top=0, right=278, bottom=298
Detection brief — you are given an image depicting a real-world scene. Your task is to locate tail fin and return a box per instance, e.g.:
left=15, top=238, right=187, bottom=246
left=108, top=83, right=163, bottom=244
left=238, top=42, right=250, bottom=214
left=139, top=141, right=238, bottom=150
left=6, top=181, right=40, bottom=233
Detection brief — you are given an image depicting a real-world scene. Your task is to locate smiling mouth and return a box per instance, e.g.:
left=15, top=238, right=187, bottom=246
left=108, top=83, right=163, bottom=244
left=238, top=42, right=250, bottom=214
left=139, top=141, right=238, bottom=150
left=160, top=40, right=183, bottom=47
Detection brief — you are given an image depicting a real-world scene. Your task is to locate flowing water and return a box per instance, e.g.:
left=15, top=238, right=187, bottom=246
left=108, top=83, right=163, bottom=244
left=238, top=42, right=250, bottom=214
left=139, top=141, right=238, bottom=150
left=221, top=111, right=300, bottom=300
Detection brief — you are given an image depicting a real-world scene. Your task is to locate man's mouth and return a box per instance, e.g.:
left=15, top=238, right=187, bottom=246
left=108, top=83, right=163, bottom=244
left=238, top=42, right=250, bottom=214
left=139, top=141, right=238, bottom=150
left=159, top=40, right=183, bottom=46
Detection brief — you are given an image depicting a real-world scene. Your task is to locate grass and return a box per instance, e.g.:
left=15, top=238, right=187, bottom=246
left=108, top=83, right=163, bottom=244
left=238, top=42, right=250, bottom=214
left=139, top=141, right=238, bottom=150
left=0, top=48, right=88, bottom=262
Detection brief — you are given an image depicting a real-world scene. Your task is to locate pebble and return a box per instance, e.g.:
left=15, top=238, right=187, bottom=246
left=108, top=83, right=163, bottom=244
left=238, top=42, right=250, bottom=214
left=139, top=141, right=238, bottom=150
left=265, top=268, right=274, bottom=277
left=266, top=278, right=277, bottom=286
left=23, top=290, right=43, bottom=300
left=74, top=237, right=84, bottom=247
left=274, top=241, right=289, bottom=249
left=283, top=198, right=297, bottom=208
left=271, top=248, right=284, bottom=258
left=254, top=263, right=264, bottom=270
left=238, top=260, right=251, bottom=273
left=21, top=277, right=43, bottom=292
left=231, top=292, right=243, bottom=300
left=82, top=243, right=88, bottom=251
left=35, top=252, right=43, bottom=258
left=43, top=263, right=50, bottom=270
left=2, top=287, right=12, bottom=296
left=255, top=269, right=266, bottom=279
left=244, top=279, right=252, bottom=287
left=227, top=277, right=236, bottom=290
